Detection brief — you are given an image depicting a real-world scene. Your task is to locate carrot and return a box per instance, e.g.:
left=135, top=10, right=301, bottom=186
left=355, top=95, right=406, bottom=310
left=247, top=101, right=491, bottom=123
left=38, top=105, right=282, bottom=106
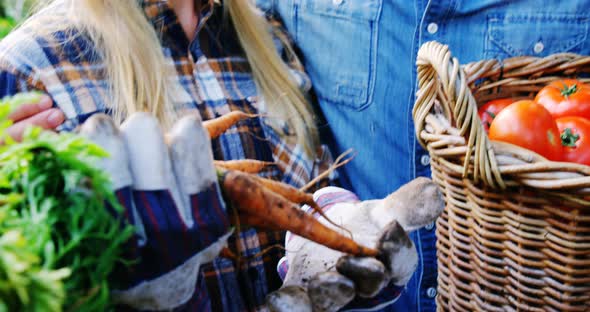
left=214, top=159, right=273, bottom=174
left=254, top=176, right=352, bottom=237
left=203, top=111, right=257, bottom=139
left=236, top=212, right=282, bottom=231
left=300, top=148, right=355, bottom=192
left=220, top=170, right=378, bottom=257
left=255, top=176, right=314, bottom=205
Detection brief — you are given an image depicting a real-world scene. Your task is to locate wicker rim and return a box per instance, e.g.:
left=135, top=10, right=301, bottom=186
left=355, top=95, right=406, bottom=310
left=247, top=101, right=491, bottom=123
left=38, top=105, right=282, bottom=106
left=416, top=41, right=590, bottom=312
left=413, top=41, right=590, bottom=199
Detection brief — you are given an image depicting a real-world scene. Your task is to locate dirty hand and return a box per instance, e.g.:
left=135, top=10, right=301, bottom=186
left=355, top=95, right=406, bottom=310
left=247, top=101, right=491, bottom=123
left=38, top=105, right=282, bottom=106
left=79, top=112, right=231, bottom=311
left=267, top=178, right=445, bottom=312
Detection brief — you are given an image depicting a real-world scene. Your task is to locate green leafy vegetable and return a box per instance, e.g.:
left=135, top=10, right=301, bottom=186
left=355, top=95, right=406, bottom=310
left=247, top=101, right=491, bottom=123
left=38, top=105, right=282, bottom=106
left=0, top=93, right=134, bottom=311
left=0, top=230, right=70, bottom=312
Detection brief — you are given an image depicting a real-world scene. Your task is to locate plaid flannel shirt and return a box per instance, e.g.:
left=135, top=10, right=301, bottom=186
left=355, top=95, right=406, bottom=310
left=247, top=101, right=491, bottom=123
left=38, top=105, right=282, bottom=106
left=0, top=1, right=334, bottom=310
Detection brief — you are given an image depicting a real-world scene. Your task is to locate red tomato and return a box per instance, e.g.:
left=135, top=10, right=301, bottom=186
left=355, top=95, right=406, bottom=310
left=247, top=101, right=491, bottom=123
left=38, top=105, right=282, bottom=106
left=489, top=100, right=563, bottom=161
left=478, top=98, right=514, bottom=132
left=535, top=79, right=590, bottom=119
left=556, top=116, right=590, bottom=166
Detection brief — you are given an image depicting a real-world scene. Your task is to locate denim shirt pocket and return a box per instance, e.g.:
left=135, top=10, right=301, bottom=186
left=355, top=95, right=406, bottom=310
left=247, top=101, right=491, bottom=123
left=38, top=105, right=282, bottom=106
left=485, top=13, right=589, bottom=59
left=295, top=0, right=381, bottom=110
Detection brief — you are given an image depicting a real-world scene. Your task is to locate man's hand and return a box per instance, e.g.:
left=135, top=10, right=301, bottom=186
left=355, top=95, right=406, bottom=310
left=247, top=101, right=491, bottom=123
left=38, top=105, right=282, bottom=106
left=6, top=94, right=65, bottom=140
left=267, top=178, right=445, bottom=312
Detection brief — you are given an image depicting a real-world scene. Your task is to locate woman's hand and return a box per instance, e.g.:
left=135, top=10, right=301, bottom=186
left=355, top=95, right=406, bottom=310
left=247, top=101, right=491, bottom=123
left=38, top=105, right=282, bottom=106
left=79, top=112, right=231, bottom=311
left=6, top=95, right=65, bottom=140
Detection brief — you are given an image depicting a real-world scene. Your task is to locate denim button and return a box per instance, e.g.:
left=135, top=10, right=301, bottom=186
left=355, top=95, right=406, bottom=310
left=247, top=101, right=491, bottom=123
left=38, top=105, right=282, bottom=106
left=427, top=23, right=438, bottom=34
left=427, top=287, right=437, bottom=298
left=425, top=222, right=435, bottom=231
left=534, top=41, right=544, bottom=54
left=420, top=155, right=431, bottom=167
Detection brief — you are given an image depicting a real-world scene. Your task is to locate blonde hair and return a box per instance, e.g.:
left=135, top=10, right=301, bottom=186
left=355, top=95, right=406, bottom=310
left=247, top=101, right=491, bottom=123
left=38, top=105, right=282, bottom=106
left=20, top=0, right=318, bottom=154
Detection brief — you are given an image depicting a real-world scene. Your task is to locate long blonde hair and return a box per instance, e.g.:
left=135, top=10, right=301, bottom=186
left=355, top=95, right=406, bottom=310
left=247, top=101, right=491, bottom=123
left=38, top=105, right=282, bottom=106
left=21, top=0, right=318, bottom=154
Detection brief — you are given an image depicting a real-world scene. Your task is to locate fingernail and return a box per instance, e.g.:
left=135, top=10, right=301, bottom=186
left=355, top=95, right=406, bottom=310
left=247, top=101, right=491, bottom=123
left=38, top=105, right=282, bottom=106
left=48, top=109, right=64, bottom=127
left=38, top=95, right=52, bottom=109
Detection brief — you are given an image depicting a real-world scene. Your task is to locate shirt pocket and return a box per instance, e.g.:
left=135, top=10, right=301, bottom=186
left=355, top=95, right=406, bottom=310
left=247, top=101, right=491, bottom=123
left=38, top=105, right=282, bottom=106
left=295, top=0, right=381, bottom=110
left=485, top=13, right=589, bottom=59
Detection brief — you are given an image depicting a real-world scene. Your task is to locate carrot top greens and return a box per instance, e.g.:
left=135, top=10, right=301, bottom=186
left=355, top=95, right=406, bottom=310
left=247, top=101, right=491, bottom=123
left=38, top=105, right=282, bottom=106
left=0, top=93, right=134, bottom=311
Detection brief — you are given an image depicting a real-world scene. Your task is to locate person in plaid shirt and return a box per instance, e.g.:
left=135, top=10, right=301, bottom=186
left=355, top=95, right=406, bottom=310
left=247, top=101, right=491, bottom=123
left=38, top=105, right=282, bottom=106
left=0, top=0, right=333, bottom=310
left=0, top=0, right=437, bottom=311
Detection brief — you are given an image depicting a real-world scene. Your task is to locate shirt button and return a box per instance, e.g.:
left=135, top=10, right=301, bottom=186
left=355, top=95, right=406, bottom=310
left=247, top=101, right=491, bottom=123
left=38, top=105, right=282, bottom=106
left=333, top=0, right=344, bottom=5
left=533, top=41, right=544, bottom=54
left=420, top=155, right=431, bottom=167
left=427, top=23, right=439, bottom=34
left=427, top=287, right=437, bottom=298
left=425, top=222, right=435, bottom=231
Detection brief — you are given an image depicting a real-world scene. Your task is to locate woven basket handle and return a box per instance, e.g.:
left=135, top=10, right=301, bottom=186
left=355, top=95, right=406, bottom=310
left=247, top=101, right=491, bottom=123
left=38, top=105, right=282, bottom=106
left=414, top=41, right=505, bottom=188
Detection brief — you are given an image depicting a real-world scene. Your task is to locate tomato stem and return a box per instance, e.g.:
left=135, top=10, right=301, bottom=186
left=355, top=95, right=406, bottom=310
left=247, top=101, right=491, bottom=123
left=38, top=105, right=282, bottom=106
left=560, top=83, right=578, bottom=99
left=561, top=127, right=580, bottom=147
left=485, top=110, right=496, bottom=119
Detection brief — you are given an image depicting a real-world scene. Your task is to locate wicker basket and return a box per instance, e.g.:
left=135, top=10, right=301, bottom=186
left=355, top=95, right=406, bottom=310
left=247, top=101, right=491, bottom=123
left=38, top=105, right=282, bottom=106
left=413, top=41, right=590, bottom=312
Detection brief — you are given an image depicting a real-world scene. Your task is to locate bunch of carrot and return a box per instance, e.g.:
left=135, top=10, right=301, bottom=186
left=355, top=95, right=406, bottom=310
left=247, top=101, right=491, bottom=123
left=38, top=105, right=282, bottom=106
left=203, top=111, right=378, bottom=258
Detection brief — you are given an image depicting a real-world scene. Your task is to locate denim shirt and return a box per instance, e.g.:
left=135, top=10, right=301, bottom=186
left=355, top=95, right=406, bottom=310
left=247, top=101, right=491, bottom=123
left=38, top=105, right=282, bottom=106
left=257, top=0, right=590, bottom=311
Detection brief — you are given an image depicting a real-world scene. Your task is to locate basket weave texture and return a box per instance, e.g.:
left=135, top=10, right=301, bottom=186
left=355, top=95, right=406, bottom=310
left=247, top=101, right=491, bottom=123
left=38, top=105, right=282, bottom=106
left=413, top=41, right=590, bottom=312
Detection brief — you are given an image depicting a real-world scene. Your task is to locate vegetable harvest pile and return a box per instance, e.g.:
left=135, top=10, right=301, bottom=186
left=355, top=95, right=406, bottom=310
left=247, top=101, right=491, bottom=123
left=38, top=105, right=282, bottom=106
left=204, top=111, right=379, bottom=257
left=0, top=95, right=380, bottom=311
left=0, top=93, right=134, bottom=311
left=479, top=79, right=590, bottom=166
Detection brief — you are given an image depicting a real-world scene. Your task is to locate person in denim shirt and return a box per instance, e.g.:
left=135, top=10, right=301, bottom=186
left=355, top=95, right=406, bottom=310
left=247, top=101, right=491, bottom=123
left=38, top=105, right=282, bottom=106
left=256, top=0, right=590, bottom=311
